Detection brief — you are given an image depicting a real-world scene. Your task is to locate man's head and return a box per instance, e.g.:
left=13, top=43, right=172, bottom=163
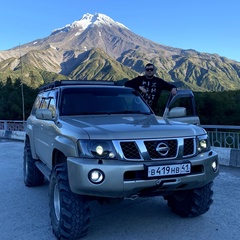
left=145, top=63, right=155, bottom=78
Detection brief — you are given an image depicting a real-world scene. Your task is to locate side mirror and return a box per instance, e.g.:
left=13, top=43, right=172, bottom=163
left=36, top=109, right=53, bottom=120
left=168, top=107, right=186, bottom=118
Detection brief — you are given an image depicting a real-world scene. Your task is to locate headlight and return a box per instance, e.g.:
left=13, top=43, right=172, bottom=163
left=197, top=135, right=210, bottom=153
left=78, top=140, right=116, bottom=159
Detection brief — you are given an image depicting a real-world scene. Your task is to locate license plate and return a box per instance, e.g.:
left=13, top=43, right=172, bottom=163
left=147, top=163, right=191, bottom=177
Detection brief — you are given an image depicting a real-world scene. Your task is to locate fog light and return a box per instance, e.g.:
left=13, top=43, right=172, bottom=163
left=212, top=160, right=218, bottom=172
left=88, top=169, right=104, bottom=184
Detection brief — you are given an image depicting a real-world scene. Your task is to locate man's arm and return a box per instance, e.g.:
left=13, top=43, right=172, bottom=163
left=157, top=78, right=177, bottom=95
left=124, top=77, right=143, bottom=92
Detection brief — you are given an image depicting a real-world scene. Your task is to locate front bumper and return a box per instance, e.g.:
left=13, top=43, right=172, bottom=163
left=67, top=150, right=219, bottom=198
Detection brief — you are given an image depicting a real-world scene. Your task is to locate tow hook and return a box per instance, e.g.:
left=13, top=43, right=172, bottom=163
left=156, top=179, right=162, bottom=185
left=156, top=178, right=181, bottom=186
left=126, top=195, right=139, bottom=200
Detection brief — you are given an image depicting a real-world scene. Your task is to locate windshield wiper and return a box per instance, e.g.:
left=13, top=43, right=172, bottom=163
left=70, top=110, right=152, bottom=115
left=78, top=112, right=113, bottom=115
left=111, top=110, right=152, bottom=115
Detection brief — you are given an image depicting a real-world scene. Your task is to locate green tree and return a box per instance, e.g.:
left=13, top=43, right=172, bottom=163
left=0, top=77, right=38, bottom=120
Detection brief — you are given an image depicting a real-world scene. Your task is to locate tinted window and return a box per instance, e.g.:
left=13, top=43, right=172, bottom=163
left=60, top=87, right=151, bottom=115
left=31, top=95, right=41, bottom=115
left=48, top=98, right=56, bottom=118
left=40, top=98, right=50, bottom=109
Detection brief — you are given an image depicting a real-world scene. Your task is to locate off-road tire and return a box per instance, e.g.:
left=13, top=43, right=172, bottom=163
left=164, top=181, right=213, bottom=217
left=49, top=163, right=91, bottom=240
left=23, top=142, right=45, bottom=187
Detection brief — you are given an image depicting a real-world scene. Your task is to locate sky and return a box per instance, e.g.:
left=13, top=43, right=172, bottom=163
left=0, top=0, right=239, bottom=62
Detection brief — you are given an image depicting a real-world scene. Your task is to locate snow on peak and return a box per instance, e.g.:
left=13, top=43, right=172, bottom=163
left=52, top=13, right=128, bottom=34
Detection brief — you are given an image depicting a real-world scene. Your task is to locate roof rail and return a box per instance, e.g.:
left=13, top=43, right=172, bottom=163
left=39, top=80, right=116, bottom=92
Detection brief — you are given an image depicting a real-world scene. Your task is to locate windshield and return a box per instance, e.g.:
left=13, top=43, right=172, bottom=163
left=60, top=86, right=152, bottom=116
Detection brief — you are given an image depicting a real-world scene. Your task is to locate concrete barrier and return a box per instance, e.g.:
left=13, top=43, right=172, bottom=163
left=211, top=147, right=240, bottom=168
left=0, top=130, right=239, bottom=167
left=0, top=130, right=26, bottom=141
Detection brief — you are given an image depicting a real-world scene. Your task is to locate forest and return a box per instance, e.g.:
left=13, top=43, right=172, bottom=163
left=0, top=77, right=240, bottom=125
left=0, top=77, right=38, bottom=121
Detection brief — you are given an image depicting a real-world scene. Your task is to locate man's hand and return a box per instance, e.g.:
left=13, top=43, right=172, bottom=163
left=139, top=86, right=147, bottom=93
left=171, top=88, right=177, bottom=95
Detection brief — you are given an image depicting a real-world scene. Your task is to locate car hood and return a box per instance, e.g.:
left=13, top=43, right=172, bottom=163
left=60, top=114, right=206, bottom=140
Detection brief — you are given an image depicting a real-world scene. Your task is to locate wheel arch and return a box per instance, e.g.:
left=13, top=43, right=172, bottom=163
left=24, top=134, right=38, bottom=159
left=52, top=136, right=78, bottom=163
left=52, top=149, right=67, bottom=167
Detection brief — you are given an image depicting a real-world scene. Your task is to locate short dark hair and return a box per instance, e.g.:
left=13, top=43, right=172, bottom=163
left=145, top=63, right=154, bottom=69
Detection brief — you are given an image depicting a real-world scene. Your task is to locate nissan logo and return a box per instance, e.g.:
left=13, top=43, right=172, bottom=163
left=156, top=142, right=170, bottom=156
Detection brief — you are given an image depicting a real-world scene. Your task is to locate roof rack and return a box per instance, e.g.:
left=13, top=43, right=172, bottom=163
left=39, top=80, right=116, bottom=92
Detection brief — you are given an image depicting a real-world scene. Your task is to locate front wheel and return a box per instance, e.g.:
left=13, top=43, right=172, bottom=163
left=164, top=182, right=214, bottom=217
left=23, top=142, right=45, bottom=187
left=49, top=163, right=91, bottom=239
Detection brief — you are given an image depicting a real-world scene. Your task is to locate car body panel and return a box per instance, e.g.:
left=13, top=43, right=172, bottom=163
left=25, top=81, right=219, bottom=199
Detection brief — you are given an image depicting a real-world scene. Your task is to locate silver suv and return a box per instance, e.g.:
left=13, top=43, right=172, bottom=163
left=24, top=80, right=219, bottom=239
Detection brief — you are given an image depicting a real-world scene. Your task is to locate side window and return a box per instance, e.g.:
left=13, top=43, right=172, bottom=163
left=40, top=98, right=50, bottom=109
left=31, top=91, right=57, bottom=117
left=49, top=98, right=56, bottom=118
left=31, top=95, right=41, bottom=115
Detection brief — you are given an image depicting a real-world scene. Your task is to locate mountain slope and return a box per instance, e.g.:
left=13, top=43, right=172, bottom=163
left=0, top=13, right=239, bottom=91
left=67, top=48, right=138, bottom=80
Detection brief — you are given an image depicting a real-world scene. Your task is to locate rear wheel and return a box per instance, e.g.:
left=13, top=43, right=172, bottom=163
left=49, top=163, right=91, bottom=239
left=23, top=142, right=45, bottom=187
left=164, top=182, right=214, bottom=217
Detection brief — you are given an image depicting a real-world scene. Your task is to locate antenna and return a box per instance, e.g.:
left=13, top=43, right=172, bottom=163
left=19, top=44, right=25, bottom=121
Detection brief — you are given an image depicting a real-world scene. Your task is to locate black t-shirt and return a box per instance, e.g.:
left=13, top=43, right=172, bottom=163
left=125, top=76, right=176, bottom=110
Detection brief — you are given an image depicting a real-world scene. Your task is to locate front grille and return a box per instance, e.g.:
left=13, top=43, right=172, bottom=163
left=184, top=138, right=195, bottom=156
left=119, top=137, right=196, bottom=160
left=120, top=141, right=141, bottom=159
left=144, top=140, right=177, bottom=159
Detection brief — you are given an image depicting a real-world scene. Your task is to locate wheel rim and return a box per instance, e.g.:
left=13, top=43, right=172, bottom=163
left=53, top=183, right=60, bottom=221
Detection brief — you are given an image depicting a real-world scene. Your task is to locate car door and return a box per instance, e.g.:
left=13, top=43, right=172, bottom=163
left=162, top=90, right=200, bottom=125
left=33, top=91, right=57, bottom=167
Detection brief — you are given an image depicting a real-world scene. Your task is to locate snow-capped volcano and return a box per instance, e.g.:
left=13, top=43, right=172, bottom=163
left=51, top=13, right=128, bottom=35
left=1, top=12, right=141, bottom=60
left=1, top=12, right=239, bottom=92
